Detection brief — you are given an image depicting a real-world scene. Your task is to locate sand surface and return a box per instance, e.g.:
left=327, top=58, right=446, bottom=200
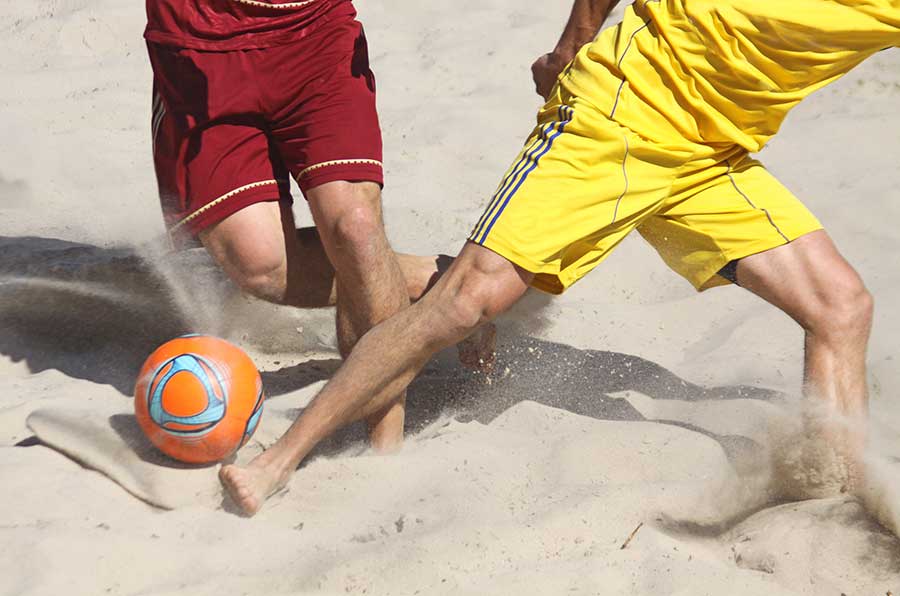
left=2, top=1, right=900, bottom=594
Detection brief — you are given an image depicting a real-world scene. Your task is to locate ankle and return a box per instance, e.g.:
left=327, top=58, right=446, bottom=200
left=252, top=446, right=295, bottom=480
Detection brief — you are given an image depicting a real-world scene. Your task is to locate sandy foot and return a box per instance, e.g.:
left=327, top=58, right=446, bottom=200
left=457, top=323, right=497, bottom=373
left=219, top=461, right=287, bottom=517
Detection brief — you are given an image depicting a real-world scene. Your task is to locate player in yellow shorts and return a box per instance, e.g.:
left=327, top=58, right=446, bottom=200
left=220, top=0, right=899, bottom=514
left=469, top=88, right=822, bottom=294
left=474, top=0, right=898, bottom=294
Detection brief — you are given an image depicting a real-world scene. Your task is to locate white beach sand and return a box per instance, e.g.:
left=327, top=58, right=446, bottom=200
left=2, top=1, right=900, bottom=594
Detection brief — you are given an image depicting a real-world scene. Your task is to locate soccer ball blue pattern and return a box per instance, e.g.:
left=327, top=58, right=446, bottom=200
left=147, top=354, right=228, bottom=437
left=243, top=385, right=264, bottom=441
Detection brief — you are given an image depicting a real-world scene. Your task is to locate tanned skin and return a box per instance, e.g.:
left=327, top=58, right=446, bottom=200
left=220, top=0, right=871, bottom=515
left=202, top=194, right=492, bottom=453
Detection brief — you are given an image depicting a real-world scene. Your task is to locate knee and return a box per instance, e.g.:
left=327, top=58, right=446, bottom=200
left=225, top=250, right=288, bottom=305
left=437, top=270, right=516, bottom=340
left=329, top=202, right=384, bottom=260
left=199, top=202, right=293, bottom=305
left=806, top=272, right=874, bottom=340
left=443, top=282, right=489, bottom=336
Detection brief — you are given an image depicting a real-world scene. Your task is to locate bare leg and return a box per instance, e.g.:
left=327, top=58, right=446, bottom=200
left=200, top=201, right=438, bottom=308
left=200, top=202, right=491, bottom=375
left=219, top=242, right=533, bottom=515
left=199, top=196, right=445, bottom=451
left=302, top=181, right=410, bottom=452
left=734, top=230, right=873, bottom=490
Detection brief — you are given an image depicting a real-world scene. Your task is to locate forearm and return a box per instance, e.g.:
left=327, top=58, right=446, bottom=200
left=552, top=0, right=619, bottom=60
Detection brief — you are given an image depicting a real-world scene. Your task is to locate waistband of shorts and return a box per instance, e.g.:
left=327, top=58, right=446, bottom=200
left=144, top=0, right=356, bottom=52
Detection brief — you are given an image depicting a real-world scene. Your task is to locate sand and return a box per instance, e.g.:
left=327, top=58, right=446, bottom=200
left=2, top=1, right=900, bottom=594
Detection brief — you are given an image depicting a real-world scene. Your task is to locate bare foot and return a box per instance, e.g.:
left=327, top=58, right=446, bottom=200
left=219, top=459, right=288, bottom=516
left=458, top=323, right=497, bottom=373
left=397, top=253, right=445, bottom=302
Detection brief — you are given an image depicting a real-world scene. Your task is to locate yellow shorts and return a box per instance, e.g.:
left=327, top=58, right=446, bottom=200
left=468, top=85, right=822, bottom=294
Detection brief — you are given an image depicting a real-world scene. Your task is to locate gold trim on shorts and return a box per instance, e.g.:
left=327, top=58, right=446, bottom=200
left=295, top=159, right=383, bottom=181
left=229, top=0, right=319, bottom=9
left=169, top=179, right=280, bottom=232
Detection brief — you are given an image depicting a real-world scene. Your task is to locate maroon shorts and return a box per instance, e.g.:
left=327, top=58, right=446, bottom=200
left=148, top=11, right=383, bottom=247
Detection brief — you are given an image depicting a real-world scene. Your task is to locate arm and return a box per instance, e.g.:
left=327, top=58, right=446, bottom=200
left=531, top=0, right=620, bottom=99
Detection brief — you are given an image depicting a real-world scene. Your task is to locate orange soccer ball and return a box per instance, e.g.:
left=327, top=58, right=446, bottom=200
left=134, top=335, right=265, bottom=464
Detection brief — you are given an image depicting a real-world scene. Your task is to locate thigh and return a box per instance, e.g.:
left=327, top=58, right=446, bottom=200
left=734, top=230, right=867, bottom=329
left=148, top=43, right=291, bottom=248
left=469, top=86, right=687, bottom=294
left=158, top=122, right=290, bottom=247
left=262, top=16, right=383, bottom=195
left=200, top=201, right=292, bottom=274
left=200, top=201, right=338, bottom=308
left=639, top=153, right=823, bottom=291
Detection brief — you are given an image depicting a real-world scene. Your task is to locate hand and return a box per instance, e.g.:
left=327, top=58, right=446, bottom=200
left=530, top=51, right=572, bottom=100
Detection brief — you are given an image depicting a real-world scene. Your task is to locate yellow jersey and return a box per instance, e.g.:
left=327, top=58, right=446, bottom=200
left=564, top=0, right=900, bottom=151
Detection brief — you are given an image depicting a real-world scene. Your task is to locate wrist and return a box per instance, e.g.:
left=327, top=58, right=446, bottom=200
left=554, top=25, right=597, bottom=58
left=548, top=46, right=577, bottom=67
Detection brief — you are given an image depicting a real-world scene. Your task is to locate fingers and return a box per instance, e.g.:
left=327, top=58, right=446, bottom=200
left=531, top=55, right=555, bottom=100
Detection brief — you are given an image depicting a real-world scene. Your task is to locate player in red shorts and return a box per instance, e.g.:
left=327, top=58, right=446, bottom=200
left=145, top=0, right=439, bottom=454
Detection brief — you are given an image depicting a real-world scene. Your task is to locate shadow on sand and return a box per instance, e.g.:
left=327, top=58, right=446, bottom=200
left=3, top=236, right=778, bottom=467
left=0, top=235, right=330, bottom=395
left=0, top=236, right=190, bottom=394
left=8, top=236, right=900, bottom=576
